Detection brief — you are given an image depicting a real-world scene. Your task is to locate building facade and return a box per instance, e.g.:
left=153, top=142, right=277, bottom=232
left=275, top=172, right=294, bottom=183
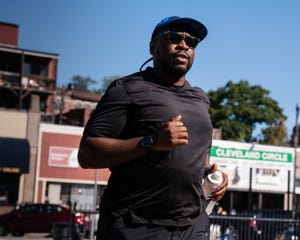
left=0, top=21, right=99, bottom=214
left=211, top=140, right=300, bottom=213
left=35, top=123, right=110, bottom=210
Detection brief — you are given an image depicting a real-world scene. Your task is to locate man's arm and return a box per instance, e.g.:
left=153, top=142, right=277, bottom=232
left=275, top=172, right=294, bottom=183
left=78, top=115, right=188, bottom=169
left=78, top=136, right=146, bottom=169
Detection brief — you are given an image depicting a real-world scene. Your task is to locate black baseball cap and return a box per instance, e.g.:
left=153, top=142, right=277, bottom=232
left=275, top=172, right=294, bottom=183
left=151, top=16, right=208, bottom=42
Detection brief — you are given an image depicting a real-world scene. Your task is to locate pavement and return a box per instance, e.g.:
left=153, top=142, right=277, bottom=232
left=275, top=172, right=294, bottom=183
left=0, top=233, right=52, bottom=240
left=0, top=233, right=95, bottom=240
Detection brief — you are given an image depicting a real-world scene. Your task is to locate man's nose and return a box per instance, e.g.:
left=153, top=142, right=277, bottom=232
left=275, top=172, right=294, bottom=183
left=177, top=39, right=189, bottom=50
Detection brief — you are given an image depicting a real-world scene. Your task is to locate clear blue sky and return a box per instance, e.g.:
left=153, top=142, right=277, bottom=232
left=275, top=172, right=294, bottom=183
left=2, top=0, right=300, bottom=137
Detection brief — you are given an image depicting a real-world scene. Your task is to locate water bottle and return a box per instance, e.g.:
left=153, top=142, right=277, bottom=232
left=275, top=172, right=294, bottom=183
left=203, top=170, right=223, bottom=198
left=203, top=170, right=223, bottom=215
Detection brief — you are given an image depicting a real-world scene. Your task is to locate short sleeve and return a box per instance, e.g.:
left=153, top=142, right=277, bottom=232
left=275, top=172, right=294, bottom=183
left=83, top=80, right=131, bottom=138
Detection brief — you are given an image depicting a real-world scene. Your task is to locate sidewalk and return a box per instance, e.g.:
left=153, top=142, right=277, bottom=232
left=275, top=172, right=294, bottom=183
left=0, top=233, right=94, bottom=240
left=0, top=233, right=51, bottom=240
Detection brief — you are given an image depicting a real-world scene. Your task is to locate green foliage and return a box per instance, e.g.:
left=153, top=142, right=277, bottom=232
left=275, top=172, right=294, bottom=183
left=260, top=118, right=288, bottom=146
left=207, top=80, right=287, bottom=144
left=72, top=75, right=97, bottom=88
left=70, top=75, right=122, bottom=95
left=102, top=75, right=122, bottom=92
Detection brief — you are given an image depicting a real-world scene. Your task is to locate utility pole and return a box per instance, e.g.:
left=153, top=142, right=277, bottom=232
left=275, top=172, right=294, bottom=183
left=90, top=169, right=98, bottom=240
left=59, top=88, right=66, bottom=124
left=292, top=104, right=299, bottom=220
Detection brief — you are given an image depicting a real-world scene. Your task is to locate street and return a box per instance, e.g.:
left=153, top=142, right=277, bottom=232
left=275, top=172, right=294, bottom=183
left=0, top=233, right=95, bottom=240
left=0, top=233, right=51, bottom=240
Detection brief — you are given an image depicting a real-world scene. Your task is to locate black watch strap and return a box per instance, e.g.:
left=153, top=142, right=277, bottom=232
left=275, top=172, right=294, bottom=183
left=140, top=135, right=154, bottom=150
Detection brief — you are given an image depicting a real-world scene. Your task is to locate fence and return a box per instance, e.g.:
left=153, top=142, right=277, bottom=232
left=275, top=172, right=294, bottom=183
left=209, top=211, right=300, bottom=240
left=75, top=209, right=300, bottom=240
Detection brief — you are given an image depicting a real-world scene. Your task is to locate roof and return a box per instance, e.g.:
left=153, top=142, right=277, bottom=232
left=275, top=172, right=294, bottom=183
left=70, top=90, right=101, bottom=102
left=0, top=45, right=59, bottom=59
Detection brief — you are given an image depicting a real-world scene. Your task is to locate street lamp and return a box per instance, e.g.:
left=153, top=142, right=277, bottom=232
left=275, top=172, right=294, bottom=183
left=292, top=104, right=299, bottom=220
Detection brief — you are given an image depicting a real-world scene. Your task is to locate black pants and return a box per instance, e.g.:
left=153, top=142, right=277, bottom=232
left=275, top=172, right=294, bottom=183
left=97, top=211, right=210, bottom=240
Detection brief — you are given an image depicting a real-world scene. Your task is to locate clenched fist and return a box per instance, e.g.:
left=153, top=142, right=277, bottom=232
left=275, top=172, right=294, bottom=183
left=152, top=115, right=189, bottom=151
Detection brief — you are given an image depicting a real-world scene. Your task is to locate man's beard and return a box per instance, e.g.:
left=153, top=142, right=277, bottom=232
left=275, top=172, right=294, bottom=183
left=169, top=62, right=191, bottom=76
left=166, top=54, right=192, bottom=77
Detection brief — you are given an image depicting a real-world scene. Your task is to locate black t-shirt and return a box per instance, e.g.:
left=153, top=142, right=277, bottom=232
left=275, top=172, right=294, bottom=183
left=83, top=67, right=213, bottom=227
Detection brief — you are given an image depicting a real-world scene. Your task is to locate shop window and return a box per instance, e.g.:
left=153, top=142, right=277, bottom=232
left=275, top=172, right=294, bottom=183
left=0, top=173, right=20, bottom=206
left=0, top=185, right=8, bottom=205
left=84, top=103, right=91, bottom=109
left=75, top=102, right=81, bottom=109
left=46, top=182, right=106, bottom=211
left=261, top=193, right=284, bottom=209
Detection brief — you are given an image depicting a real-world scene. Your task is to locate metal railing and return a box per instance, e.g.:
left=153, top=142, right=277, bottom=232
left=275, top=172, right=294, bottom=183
left=0, top=70, right=56, bottom=89
left=209, top=213, right=300, bottom=240
left=72, top=209, right=300, bottom=240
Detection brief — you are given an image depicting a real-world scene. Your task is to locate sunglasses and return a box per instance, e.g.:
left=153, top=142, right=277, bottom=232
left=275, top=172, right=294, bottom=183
left=155, top=31, right=201, bottom=49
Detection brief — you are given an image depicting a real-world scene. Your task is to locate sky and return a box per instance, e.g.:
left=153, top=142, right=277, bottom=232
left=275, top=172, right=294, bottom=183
left=1, top=0, right=300, bottom=137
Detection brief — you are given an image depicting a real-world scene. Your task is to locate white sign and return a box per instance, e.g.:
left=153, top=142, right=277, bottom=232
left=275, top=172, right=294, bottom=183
left=48, top=146, right=79, bottom=168
left=210, top=140, right=294, bottom=193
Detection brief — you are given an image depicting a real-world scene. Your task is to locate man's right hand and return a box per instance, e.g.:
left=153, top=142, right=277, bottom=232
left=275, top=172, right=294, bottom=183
left=153, top=115, right=189, bottom=151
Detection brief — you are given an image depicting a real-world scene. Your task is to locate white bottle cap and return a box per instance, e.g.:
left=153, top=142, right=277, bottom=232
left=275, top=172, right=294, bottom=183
left=207, top=171, right=222, bottom=185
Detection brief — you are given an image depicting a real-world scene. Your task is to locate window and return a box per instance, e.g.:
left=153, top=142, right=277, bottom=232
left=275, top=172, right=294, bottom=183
left=40, top=64, right=48, bottom=76
left=23, top=63, right=31, bottom=75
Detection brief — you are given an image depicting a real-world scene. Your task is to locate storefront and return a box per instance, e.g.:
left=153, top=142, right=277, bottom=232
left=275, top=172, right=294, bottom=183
left=210, top=140, right=295, bottom=213
left=0, top=137, right=30, bottom=205
left=35, top=124, right=110, bottom=210
left=31, top=124, right=299, bottom=214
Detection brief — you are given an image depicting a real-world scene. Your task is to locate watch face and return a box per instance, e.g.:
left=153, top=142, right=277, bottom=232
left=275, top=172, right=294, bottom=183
left=141, top=135, right=154, bottom=149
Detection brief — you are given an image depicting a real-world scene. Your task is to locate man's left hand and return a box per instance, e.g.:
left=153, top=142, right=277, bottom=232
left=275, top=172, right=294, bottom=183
left=209, top=163, right=228, bottom=202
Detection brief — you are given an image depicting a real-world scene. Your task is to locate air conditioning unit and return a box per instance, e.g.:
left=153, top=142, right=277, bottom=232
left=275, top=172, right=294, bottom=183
left=21, top=77, right=29, bottom=87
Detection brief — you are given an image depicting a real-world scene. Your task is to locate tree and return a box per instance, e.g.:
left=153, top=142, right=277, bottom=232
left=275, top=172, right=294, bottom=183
left=260, top=118, right=288, bottom=146
left=72, top=75, right=97, bottom=89
left=70, top=75, right=122, bottom=95
left=207, top=80, right=287, bottom=143
left=102, top=75, right=122, bottom=92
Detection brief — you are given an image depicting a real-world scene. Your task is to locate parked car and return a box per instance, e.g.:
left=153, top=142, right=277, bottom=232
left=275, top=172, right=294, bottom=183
left=0, top=203, right=88, bottom=236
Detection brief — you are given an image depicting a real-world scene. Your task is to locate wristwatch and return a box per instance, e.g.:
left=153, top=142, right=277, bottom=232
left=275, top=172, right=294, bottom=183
left=140, top=135, right=154, bottom=150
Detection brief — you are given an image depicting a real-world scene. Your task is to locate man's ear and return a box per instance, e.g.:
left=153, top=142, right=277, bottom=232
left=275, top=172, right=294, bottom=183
left=150, top=41, right=155, bottom=55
